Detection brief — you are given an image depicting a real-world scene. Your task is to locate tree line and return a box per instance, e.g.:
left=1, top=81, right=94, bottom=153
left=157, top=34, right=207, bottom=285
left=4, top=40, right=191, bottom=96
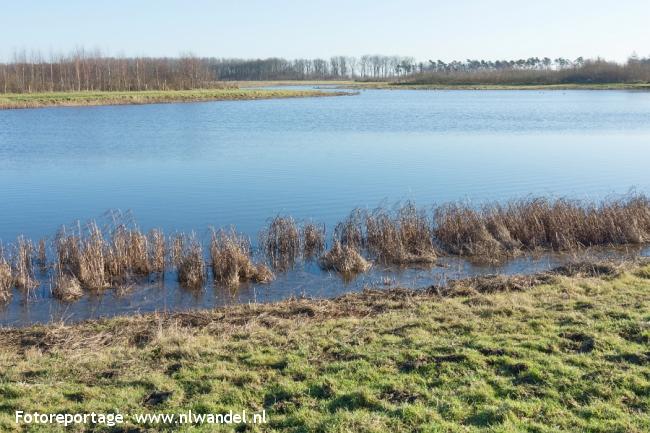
left=403, top=55, right=650, bottom=85
left=1, top=49, right=649, bottom=93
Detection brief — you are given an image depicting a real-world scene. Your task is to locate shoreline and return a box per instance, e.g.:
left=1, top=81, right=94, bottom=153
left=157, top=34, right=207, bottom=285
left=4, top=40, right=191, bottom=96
left=344, top=81, right=650, bottom=90
left=1, top=259, right=648, bottom=431
left=232, top=80, right=650, bottom=91
left=0, top=88, right=350, bottom=110
left=0, top=257, right=644, bottom=334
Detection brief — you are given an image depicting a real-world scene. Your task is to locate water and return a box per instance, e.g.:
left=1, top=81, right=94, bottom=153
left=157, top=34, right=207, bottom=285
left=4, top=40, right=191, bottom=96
left=1, top=88, right=650, bottom=325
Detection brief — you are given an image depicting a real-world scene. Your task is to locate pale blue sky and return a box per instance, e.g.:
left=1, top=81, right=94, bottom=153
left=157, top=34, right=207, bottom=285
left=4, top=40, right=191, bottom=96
left=2, top=0, right=649, bottom=62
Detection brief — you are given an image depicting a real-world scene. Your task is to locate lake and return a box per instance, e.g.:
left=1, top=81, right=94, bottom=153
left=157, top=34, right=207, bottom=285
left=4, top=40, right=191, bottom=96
left=1, top=88, right=650, bottom=325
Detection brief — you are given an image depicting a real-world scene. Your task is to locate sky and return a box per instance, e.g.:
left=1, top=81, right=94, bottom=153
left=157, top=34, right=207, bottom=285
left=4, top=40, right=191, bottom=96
left=2, top=0, right=649, bottom=62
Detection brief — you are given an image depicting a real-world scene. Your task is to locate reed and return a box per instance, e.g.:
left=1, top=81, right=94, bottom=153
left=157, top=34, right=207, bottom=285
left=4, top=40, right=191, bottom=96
left=260, top=216, right=301, bottom=269
left=170, top=234, right=185, bottom=269
left=51, top=269, right=83, bottom=302
left=0, top=251, right=12, bottom=302
left=302, top=222, right=326, bottom=259
left=434, top=196, right=650, bottom=260
left=37, top=238, right=47, bottom=271
left=176, top=234, right=206, bottom=290
left=365, top=203, right=437, bottom=264
left=77, top=223, right=109, bottom=290
left=12, top=236, right=37, bottom=290
left=320, top=241, right=371, bottom=274
left=210, top=228, right=274, bottom=286
left=55, top=223, right=109, bottom=290
left=333, top=209, right=365, bottom=250
left=148, top=229, right=166, bottom=273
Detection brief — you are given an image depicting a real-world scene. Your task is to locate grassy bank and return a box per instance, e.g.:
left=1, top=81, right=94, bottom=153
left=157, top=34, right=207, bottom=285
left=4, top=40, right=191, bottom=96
left=0, top=88, right=347, bottom=110
left=1, top=261, right=649, bottom=432
left=345, top=82, right=650, bottom=90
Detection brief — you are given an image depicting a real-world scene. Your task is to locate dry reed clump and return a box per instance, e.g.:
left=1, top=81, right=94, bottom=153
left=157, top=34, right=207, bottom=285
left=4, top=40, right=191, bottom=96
left=302, top=222, right=326, bottom=259
left=170, top=234, right=184, bottom=269
left=434, top=195, right=650, bottom=260
left=320, top=241, right=371, bottom=274
left=260, top=216, right=300, bottom=269
left=104, top=225, right=152, bottom=282
left=176, top=234, right=206, bottom=290
left=12, top=236, right=37, bottom=290
left=51, top=271, right=83, bottom=302
left=55, top=223, right=109, bottom=291
left=37, top=238, right=47, bottom=271
left=365, top=203, right=437, bottom=264
left=333, top=209, right=365, bottom=250
left=0, top=252, right=12, bottom=303
left=210, top=228, right=274, bottom=286
left=148, top=229, right=166, bottom=273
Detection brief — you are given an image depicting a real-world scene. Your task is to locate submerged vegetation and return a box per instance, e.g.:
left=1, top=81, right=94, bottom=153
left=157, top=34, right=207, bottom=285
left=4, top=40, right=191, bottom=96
left=1, top=261, right=649, bottom=432
left=0, top=195, right=649, bottom=305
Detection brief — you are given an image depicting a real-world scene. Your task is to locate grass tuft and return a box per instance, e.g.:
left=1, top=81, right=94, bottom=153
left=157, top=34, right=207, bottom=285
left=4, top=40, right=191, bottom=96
left=210, top=228, right=274, bottom=286
left=260, top=216, right=301, bottom=270
left=320, top=241, right=371, bottom=274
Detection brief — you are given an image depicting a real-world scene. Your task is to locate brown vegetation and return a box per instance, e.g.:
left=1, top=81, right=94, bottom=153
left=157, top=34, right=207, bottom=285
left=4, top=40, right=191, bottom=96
left=0, top=253, right=12, bottom=303
left=434, top=196, right=650, bottom=260
left=210, top=228, right=274, bottom=286
left=320, top=241, right=371, bottom=274
left=12, top=237, right=37, bottom=290
left=0, top=195, right=648, bottom=302
left=302, top=222, right=326, bottom=258
left=51, top=272, right=83, bottom=302
left=175, top=234, right=206, bottom=290
left=365, top=203, right=437, bottom=264
left=259, top=216, right=301, bottom=270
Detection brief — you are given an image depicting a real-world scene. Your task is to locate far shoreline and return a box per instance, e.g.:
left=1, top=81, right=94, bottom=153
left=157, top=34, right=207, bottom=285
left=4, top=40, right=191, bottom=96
left=0, top=88, right=351, bottom=110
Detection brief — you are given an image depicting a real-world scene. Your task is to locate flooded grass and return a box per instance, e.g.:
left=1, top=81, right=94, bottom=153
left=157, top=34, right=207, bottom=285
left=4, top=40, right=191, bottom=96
left=176, top=234, right=206, bottom=290
left=302, top=222, right=326, bottom=259
left=434, top=195, right=650, bottom=261
left=260, top=216, right=301, bottom=270
left=210, top=228, right=273, bottom=287
left=320, top=241, right=371, bottom=274
left=365, top=202, right=437, bottom=265
left=0, top=195, right=648, bottom=307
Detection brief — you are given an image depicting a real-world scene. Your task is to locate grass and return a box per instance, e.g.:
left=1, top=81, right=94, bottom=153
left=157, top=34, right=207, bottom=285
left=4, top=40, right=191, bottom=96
left=209, top=228, right=274, bottom=287
left=319, top=241, right=371, bottom=274
left=0, top=261, right=649, bottom=432
left=344, top=82, right=650, bottom=91
left=434, top=196, right=650, bottom=261
left=0, top=88, right=347, bottom=110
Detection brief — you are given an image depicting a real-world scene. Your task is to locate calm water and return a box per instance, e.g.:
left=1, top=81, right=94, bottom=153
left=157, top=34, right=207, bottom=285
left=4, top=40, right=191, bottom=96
left=1, top=88, right=650, bottom=325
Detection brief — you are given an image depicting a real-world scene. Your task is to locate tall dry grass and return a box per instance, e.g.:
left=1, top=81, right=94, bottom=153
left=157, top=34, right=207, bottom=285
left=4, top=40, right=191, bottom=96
left=12, top=236, right=37, bottom=290
left=333, top=209, right=365, bottom=250
left=365, top=203, right=437, bottom=264
left=176, top=234, right=206, bottom=290
left=320, top=241, right=371, bottom=274
left=302, top=222, right=326, bottom=259
left=210, top=228, right=274, bottom=286
left=260, top=216, right=301, bottom=269
left=0, top=249, right=12, bottom=302
left=434, top=196, right=650, bottom=259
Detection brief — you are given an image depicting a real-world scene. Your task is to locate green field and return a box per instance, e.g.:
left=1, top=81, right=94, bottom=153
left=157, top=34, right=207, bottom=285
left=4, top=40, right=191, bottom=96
left=0, top=88, right=346, bottom=109
left=1, top=262, right=648, bottom=432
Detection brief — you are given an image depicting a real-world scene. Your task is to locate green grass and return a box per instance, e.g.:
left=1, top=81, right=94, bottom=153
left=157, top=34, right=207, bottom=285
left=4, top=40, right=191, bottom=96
left=0, top=88, right=346, bottom=109
left=1, top=264, right=649, bottom=432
